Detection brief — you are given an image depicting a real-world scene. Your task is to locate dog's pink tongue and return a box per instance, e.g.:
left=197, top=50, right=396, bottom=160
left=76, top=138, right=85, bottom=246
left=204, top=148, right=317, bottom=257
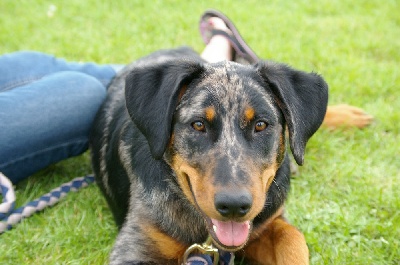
left=212, top=219, right=250, bottom=247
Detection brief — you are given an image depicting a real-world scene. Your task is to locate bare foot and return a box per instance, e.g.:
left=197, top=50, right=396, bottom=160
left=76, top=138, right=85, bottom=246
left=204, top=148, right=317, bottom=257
left=200, top=17, right=233, bottom=63
left=323, top=104, right=374, bottom=129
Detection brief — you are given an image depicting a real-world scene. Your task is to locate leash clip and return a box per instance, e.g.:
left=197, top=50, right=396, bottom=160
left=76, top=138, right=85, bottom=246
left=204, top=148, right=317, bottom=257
left=182, top=236, right=219, bottom=265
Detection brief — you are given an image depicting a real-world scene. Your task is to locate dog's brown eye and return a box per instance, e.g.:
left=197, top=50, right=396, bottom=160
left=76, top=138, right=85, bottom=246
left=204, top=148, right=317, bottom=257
left=255, top=121, right=267, bottom=132
left=192, top=121, right=206, bottom=132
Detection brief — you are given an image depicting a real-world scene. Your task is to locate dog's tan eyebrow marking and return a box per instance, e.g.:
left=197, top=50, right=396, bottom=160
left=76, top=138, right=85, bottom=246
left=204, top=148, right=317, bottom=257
left=244, top=107, right=255, bottom=122
left=205, top=106, right=216, bottom=122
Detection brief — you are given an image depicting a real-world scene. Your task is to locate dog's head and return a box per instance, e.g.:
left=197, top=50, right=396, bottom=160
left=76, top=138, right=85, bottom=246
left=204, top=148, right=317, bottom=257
left=125, top=59, right=328, bottom=250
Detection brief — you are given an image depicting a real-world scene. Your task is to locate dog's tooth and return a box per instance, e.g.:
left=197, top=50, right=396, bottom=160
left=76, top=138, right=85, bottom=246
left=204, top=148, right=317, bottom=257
left=213, top=225, right=217, bottom=232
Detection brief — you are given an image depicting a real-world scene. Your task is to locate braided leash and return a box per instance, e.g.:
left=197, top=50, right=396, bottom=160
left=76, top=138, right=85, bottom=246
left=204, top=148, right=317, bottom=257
left=0, top=173, right=15, bottom=221
left=0, top=172, right=94, bottom=233
left=185, top=252, right=234, bottom=265
left=1, top=172, right=233, bottom=264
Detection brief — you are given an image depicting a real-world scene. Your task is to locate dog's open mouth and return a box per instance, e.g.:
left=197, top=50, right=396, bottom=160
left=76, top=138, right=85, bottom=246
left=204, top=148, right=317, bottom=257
left=206, top=218, right=252, bottom=250
left=183, top=172, right=253, bottom=249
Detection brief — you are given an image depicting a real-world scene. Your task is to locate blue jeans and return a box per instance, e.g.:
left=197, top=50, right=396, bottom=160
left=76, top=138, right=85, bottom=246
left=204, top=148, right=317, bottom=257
left=0, top=51, right=120, bottom=184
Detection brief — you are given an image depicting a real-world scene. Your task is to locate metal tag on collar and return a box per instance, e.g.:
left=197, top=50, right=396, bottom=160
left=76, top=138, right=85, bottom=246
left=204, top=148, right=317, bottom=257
left=182, top=236, right=219, bottom=265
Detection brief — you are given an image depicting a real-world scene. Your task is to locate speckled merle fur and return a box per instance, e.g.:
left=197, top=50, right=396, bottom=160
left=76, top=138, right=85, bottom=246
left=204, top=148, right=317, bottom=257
left=90, top=47, right=328, bottom=264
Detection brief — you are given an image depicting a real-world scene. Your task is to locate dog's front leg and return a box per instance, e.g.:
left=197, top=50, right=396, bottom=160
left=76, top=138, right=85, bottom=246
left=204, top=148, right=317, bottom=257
left=243, top=217, right=309, bottom=265
left=109, top=222, right=186, bottom=265
left=109, top=230, right=157, bottom=265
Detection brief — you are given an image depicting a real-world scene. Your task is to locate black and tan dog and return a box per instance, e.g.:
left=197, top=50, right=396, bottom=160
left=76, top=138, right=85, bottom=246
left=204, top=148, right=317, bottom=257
left=90, top=47, right=328, bottom=264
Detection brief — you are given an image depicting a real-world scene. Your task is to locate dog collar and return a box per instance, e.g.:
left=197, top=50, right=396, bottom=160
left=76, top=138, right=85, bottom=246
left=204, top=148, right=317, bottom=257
left=182, top=236, right=234, bottom=265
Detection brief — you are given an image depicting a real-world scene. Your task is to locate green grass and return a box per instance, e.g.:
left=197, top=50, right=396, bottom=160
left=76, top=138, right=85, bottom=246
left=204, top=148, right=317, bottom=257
left=1, top=0, right=399, bottom=264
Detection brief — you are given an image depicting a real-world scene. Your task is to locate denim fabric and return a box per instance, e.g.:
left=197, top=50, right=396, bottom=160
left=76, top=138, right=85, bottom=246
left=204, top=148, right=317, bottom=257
left=0, top=51, right=118, bottom=183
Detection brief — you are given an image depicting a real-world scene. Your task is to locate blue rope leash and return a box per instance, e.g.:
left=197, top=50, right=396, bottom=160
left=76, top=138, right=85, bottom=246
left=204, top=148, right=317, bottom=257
left=0, top=172, right=94, bottom=233
left=0, top=173, right=15, bottom=221
left=1, top=172, right=233, bottom=264
left=186, top=251, right=234, bottom=265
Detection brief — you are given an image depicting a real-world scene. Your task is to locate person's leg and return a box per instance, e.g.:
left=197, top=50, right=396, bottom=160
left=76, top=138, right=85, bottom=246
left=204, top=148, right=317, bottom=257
left=0, top=71, right=106, bottom=183
left=199, top=10, right=259, bottom=65
left=200, top=17, right=233, bottom=63
left=0, top=51, right=119, bottom=92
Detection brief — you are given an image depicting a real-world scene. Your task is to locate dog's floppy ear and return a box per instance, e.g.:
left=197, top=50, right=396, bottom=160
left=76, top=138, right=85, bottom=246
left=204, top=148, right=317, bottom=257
left=256, top=61, right=328, bottom=165
left=125, top=60, right=204, bottom=159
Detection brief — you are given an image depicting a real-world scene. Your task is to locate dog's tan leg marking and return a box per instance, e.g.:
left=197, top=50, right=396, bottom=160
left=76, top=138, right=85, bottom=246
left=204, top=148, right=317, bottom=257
left=243, top=216, right=309, bottom=265
left=141, top=223, right=187, bottom=260
left=323, top=104, right=374, bottom=129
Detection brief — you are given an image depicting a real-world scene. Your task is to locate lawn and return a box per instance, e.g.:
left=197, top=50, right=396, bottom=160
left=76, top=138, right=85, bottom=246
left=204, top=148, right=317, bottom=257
left=1, top=0, right=399, bottom=264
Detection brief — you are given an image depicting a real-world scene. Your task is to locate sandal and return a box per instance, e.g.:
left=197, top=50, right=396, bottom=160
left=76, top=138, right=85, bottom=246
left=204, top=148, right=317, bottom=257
left=199, top=9, right=259, bottom=65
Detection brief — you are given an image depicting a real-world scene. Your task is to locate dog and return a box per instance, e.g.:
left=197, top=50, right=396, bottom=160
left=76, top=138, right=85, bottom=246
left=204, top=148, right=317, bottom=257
left=90, top=46, right=329, bottom=264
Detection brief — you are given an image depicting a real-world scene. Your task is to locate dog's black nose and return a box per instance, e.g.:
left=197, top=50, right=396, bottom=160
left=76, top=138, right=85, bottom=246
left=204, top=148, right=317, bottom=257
left=214, top=190, right=252, bottom=218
